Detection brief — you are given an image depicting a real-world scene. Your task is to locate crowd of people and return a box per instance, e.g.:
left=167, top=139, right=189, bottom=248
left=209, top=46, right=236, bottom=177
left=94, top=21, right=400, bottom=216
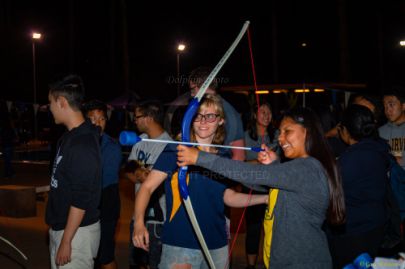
left=1, top=68, right=404, bottom=269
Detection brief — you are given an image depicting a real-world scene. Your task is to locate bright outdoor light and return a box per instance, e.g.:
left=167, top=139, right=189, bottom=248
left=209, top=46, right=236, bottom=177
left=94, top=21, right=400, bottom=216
left=176, top=43, right=186, bottom=95
left=32, top=32, right=41, bottom=39
left=295, top=89, right=310, bottom=93
left=273, top=89, right=288, bottom=94
left=31, top=31, right=42, bottom=138
left=400, top=40, right=405, bottom=47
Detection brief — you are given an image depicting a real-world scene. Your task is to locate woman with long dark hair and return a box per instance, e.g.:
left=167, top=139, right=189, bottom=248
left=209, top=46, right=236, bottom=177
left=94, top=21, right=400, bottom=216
left=243, top=102, right=278, bottom=269
left=177, top=107, right=346, bottom=269
left=245, top=102, right=279, bottom=162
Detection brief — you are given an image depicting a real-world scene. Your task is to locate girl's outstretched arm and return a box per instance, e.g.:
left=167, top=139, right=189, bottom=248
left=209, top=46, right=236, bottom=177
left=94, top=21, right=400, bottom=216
left=223, top=188, right=268, bottom=208
left=177, top=145, right=322, bottom=193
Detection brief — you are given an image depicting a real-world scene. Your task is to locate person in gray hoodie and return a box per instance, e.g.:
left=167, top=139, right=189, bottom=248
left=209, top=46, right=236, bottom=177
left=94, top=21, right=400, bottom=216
left=177, top=107, right=346, bottom=269
left=379, top=87, right=405, bottom=170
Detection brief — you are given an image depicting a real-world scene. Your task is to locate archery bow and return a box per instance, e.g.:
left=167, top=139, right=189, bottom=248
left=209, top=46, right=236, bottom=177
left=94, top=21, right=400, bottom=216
left=178, top=21, right=250, bottom=269
left=0, top=236, right=28, bottom=260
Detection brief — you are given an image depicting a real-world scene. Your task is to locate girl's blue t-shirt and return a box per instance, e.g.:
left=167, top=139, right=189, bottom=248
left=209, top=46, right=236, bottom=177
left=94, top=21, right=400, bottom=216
left=153, top=144, right=229, bottom=249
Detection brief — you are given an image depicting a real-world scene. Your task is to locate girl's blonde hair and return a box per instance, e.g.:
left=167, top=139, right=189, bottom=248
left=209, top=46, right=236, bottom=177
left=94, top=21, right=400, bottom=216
left=191, top=94, right=226, bottom=146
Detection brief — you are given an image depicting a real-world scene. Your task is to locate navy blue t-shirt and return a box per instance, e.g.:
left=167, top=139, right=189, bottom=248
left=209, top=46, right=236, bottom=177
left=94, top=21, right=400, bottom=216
left=153, top=144, right=229, bottom=249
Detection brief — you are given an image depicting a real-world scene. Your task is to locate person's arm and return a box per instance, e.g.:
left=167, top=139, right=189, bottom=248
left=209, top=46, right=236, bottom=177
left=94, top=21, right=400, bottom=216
left=230, top=139, right=246, bottom=161
left=133, top=170, right=167, bottom=251
left=177, top=145, right=315, bottom=192
left=58, top=138, right=100, bottom=266
left=325, top=126, right=338, bottom=138
left=55, top=206, right=85, bottom=266
left=223, top=188, right=268, bottom=207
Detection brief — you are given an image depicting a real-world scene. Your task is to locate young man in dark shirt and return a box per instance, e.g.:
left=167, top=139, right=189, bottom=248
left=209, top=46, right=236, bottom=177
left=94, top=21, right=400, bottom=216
left=45, top=75, right=102, bottom=269
left=86, top=100, right=122, bottom=269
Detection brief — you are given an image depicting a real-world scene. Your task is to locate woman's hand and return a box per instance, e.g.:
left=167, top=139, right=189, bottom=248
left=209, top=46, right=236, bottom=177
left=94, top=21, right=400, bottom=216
left=257, top=144, right=278, bottom=165
left=177, top=145, right=199, bottom=166
left=133, top=220, right=149, bottom=251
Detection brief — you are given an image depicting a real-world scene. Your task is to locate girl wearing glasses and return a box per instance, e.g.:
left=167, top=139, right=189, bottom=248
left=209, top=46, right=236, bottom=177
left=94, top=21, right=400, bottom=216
left=132, top=94, right=268, bottom=269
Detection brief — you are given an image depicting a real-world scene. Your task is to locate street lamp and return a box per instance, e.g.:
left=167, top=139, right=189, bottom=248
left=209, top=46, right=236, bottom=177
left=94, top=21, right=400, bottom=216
left=177, top=43, right=186, bottom=96
left=32, top=32, right=41, bottom=139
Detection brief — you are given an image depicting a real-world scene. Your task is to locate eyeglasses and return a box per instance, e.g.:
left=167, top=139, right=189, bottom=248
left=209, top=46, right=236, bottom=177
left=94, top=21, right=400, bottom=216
left=194, top=113, right=220, bottom=123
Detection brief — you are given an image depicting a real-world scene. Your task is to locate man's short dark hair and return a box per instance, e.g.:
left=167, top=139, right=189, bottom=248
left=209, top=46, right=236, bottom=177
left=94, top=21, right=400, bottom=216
left=188, top=66, right=218, bottom=90
left=135, top=100, right=164, bottom=126
left=49, top=74, right=85, bottom=111
left=84, top=99, right=108, bottom=118
left=384, top=86, right=405, bottom=103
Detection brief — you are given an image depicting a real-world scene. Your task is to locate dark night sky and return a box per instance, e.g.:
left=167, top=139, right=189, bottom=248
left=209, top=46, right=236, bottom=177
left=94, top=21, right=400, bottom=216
left=1, top=0, right=404, bottom=105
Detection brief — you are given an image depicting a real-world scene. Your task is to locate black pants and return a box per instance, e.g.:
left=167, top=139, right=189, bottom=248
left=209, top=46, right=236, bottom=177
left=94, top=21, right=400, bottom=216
left=243, top=186, right=267, bottom=255
left=327, top=225, right=385, bottom=269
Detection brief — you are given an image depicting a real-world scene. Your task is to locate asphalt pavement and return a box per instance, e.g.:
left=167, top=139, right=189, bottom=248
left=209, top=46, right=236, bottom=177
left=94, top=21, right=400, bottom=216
left=0, top=160, right=264, bottom=269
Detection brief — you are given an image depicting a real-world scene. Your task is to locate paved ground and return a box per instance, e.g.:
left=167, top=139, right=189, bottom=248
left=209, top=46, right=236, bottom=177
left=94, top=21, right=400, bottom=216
left=0, top=161, right=264, bottom=269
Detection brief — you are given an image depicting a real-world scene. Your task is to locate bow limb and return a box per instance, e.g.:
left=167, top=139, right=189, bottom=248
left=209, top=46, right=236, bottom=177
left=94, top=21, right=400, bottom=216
left=194, top=21, right=250, bottom=102
left=179, top=21, right=250, bottom=269
left=0, top=236, right=28, bottom=260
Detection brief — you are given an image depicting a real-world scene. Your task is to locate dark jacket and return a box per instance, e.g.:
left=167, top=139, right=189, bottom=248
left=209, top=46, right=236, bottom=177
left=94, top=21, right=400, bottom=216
left=46, top=120, right=102, bottom=230
left=337, top=138, right=391, bottom=235
left=99, top=133, right=122, bottom=221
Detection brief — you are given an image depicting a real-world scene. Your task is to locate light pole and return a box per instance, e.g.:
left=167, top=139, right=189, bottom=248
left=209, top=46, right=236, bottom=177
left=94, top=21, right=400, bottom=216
left=177, top=43, right=186, bottom=96
left=32, top=32, right=41, bottom=140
